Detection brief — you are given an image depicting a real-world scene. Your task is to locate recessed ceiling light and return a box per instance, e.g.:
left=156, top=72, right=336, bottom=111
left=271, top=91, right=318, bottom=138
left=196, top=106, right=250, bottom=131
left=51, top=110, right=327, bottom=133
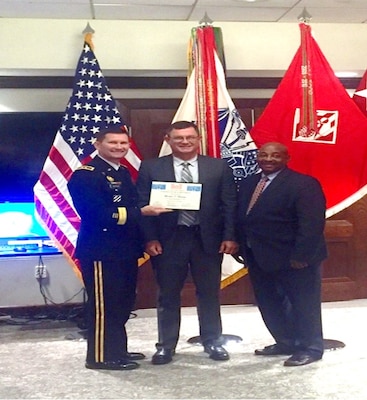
left=335, top=71, right=359, bottom=78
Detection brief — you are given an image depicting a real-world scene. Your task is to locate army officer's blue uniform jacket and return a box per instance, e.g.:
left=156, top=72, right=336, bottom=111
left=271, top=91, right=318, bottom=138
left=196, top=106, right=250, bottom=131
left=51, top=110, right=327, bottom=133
left=68, top=155, right=143, bottom=364
left=68, top=155, right=143, bottom=262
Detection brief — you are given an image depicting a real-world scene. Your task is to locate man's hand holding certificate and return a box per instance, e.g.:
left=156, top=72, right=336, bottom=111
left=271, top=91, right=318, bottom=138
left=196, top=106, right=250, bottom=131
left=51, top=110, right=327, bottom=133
left=149, top=181, right=202, bottom=210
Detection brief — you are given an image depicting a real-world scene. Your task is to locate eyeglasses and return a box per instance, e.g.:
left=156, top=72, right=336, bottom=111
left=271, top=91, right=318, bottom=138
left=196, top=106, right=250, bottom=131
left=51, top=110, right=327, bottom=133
left=168, top=135, right=200, bottom=142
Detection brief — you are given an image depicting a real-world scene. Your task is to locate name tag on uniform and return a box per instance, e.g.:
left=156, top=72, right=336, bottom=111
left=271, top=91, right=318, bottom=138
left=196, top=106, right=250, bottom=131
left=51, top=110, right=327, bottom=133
left=149, top=181, right=202, bottom=210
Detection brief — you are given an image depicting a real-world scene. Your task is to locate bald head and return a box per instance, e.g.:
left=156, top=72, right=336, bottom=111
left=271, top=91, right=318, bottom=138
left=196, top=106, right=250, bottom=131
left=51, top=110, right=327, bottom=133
left=260, top=142, right=288, bottom=154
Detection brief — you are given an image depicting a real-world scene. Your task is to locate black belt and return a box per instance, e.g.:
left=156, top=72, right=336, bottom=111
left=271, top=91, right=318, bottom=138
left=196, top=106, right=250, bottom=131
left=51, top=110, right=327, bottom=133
left=176, top=225, right=200, bottom=232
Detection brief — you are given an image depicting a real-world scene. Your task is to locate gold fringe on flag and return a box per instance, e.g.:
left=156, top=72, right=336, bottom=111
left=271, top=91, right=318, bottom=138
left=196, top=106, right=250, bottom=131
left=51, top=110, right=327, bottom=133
left=220, top=267, right=248, bottom=289
left=298, top=22, right=318, bottom=137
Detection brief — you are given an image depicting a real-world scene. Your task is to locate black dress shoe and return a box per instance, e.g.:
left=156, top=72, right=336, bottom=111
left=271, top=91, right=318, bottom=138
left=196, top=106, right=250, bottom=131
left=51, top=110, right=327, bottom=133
left=125, top=352, right=146, bottom=361
left=85, top=359, right=139, bottom=370
left=254, top=344, right=293, bottom=356
left=151, top=348, right=175, bottom=365
left=284, top=352, right=322, bottom=367
left=204, top=344, right=230, bottom=361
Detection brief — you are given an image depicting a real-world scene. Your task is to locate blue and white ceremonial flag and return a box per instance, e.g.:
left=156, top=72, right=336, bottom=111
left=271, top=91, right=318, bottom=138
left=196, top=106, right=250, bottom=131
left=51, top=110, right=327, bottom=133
left=160, top=54, right=258, bottom=181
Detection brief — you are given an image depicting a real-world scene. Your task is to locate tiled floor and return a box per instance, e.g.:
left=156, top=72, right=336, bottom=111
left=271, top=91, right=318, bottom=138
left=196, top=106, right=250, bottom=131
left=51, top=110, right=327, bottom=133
left=1, top=299, right=366, bottom=399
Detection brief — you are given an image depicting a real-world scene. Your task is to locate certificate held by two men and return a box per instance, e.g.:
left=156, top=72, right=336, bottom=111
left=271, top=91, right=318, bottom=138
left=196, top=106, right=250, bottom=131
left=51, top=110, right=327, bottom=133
left=149, top=181, right=202, bottom=210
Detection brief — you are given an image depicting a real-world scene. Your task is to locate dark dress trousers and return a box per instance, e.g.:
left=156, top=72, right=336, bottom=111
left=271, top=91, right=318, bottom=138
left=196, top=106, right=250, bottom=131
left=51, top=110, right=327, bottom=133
left=136, top=154, right=237, bottom=350
left=68, top=156, right=143, bottom=364
left=237, top=167, right=328, bottom=356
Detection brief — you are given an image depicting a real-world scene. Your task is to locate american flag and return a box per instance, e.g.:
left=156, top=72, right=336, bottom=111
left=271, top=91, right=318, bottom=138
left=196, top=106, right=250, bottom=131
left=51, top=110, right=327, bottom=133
left=33, top=40, right=141, bottom=276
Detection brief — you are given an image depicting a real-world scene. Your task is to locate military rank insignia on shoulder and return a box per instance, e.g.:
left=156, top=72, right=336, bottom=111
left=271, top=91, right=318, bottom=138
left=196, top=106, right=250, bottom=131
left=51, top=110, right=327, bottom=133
left=77, top=165, right=95, bottom=171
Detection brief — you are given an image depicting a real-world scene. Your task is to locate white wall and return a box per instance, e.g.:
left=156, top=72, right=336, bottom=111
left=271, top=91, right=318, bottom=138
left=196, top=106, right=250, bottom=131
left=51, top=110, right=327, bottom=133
left=1, top=19, right=367, bottom=112
left=0, top=19, right=366, bottom=73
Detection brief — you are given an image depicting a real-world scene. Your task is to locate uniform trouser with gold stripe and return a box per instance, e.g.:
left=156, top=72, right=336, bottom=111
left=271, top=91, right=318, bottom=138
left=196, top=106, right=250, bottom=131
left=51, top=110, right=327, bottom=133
left=80, top=258, right=138, bottom=363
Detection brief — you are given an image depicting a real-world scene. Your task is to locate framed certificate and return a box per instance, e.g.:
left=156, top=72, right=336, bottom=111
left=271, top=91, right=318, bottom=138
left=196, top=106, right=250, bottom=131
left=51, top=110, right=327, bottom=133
left=149, top=181, right=202, bottom=210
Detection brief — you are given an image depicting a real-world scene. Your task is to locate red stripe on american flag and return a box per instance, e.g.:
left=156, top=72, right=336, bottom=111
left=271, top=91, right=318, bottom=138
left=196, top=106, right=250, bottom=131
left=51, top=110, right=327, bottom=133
left=34, top=198, right=77, bottom=259
left=120, top=158, right=139, bottom=181
left=47, top=146, right=75, bottom=181
left=121, top=138, right=142, bottom=181
left=38, top=171, right=81, bottom=231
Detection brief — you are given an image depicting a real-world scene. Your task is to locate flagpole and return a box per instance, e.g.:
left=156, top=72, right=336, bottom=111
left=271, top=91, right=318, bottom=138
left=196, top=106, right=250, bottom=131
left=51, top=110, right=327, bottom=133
left=298, top=8, right=345, bottom=352
left=186, top=14, right=243, bottom=348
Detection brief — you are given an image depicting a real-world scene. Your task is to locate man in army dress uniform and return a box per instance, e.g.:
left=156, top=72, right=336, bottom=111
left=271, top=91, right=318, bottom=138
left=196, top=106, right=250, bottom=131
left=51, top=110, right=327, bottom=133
left=68, top=126, right=167, bottom=371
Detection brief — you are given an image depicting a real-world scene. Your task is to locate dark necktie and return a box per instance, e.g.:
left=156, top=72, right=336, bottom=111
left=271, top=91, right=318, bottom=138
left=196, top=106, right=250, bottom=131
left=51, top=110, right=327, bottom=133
left=179, top=162, right=197, bottom=226
left=246, top=176, right=269, bottom=215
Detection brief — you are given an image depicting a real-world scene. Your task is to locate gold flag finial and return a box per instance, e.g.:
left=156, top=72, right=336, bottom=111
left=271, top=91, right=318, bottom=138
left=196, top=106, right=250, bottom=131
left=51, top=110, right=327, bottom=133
left=82, top=22, right=95, bottom=50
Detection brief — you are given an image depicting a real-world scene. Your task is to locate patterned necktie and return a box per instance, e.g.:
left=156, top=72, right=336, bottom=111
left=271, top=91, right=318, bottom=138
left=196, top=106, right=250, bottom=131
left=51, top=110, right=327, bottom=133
left=179, top=162, right=197, bottom=226
left=246, top=176, right=269, bottom=215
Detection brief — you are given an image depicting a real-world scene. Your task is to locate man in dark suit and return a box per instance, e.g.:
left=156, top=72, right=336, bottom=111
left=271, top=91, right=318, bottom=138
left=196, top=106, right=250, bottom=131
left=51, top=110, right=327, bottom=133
left=237, top=141, right=327, bottom=367
left=136, top=120, right=238, bottom=365
left=68, top=126, right=166, bottom=371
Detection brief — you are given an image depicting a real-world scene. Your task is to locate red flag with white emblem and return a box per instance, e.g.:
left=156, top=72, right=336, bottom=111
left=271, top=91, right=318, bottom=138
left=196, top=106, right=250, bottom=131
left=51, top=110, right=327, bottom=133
left=250, top=22, right=367, bottom=218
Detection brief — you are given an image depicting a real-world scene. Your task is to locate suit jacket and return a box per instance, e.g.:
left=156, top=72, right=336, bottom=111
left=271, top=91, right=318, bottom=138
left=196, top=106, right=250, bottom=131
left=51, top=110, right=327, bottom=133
left=136, top=154, right=237, bottom=255
left=237, top=167, right=327, bottom=271
left=67, top=156, right=144, bottom=262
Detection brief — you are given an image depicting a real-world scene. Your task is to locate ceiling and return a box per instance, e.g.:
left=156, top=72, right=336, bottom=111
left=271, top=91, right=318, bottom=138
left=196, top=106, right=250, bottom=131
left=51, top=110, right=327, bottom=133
left=0, top=0, right=366, bottom=24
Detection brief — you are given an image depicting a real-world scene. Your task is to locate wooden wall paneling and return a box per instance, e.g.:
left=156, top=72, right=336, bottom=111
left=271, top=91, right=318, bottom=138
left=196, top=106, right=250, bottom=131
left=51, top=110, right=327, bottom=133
left=220, top=273, right=256, bottom=305
left=131, top=109, right=176, bottom=159
left=135, top=260, right=158, bottom=310
left=325, top=196, right=367, bottom=300
left=322, top=220, right=356, bottom=301
left=236, top=108, right=255, bottom=130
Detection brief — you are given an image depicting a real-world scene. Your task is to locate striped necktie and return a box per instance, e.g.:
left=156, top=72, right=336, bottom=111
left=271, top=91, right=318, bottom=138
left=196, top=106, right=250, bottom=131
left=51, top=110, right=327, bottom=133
left=246, top=176, right=269, bottom=215
left=179, top=162, right=197, bottom=226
